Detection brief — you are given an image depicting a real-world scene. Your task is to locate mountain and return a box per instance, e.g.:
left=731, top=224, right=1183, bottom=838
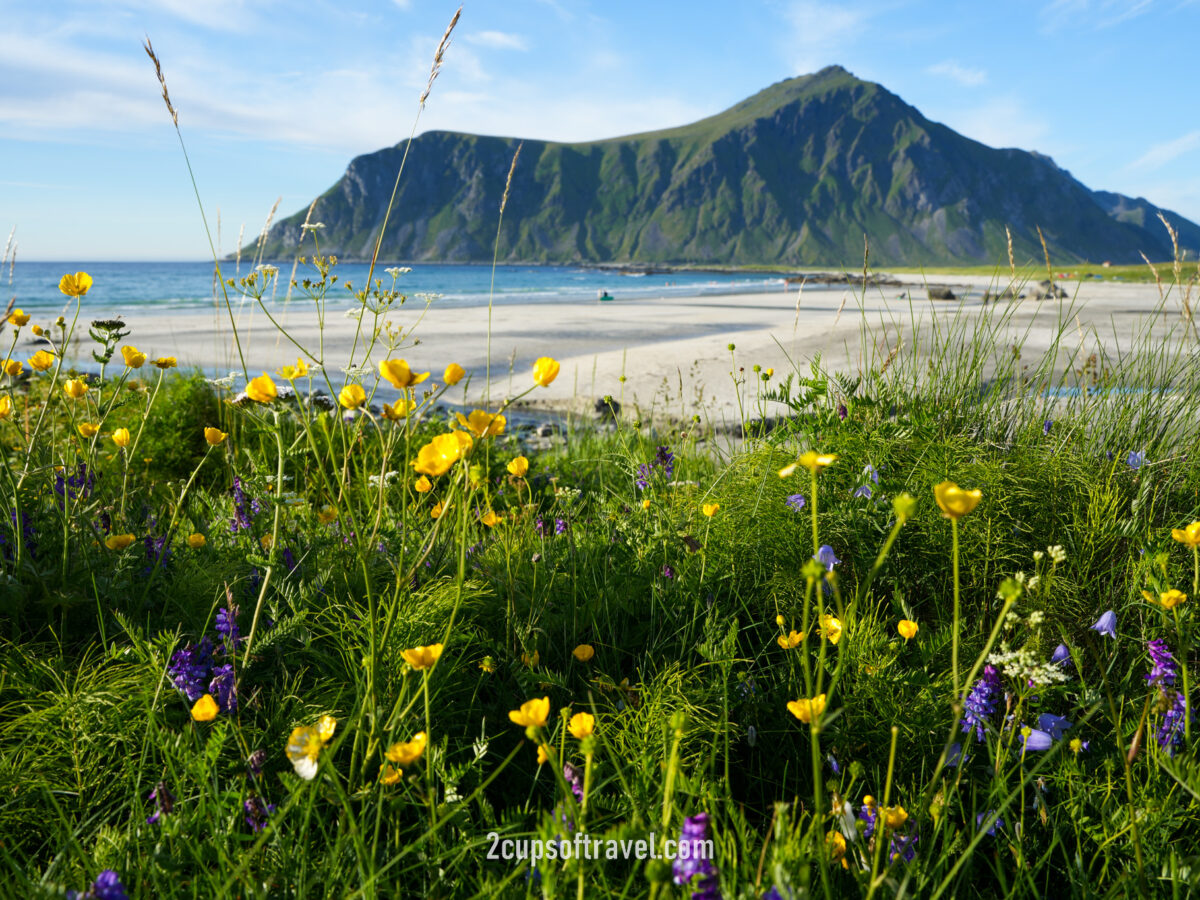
left=251, top=66, right=1200, bottom=267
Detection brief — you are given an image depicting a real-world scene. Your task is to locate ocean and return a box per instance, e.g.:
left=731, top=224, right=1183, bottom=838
left=4, top=261, right=787, bottom=318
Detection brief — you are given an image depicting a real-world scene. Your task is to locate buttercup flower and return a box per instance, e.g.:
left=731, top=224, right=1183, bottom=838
left=204, top=427, right=227, bottom=445
left=286, top=715, right=337, bottom=780
left=120, top=345, right=147, bottom=368
left=7, top=309, right=30, bottom=327
left=245, top=373, right=278, bottom=403
left=1143, top=589, right=1187, bottom=610
left=278, top=358, right=309, bottom=380
left=819, top=614, right=843, bottom=645
left=59, top=271, right=93, bottom=296
left=934, top=481, right=982, bottom=520
left=507, top=456, right=529, bottom=477
left=338, top=383, right=366, bottom=409
left=787, top=694, right=827, bottom=724
left=1172, top=522, right=1200, bottom=547
left=385, top=731, right=428, bottom=769
left=508, top=696, right=551, bottom=728
left=402, top=643, right=444, bottom=670
left=777, top=630, right=804, bottom=649
left=28, top=350, right=54, bottom=372
left=105, top=533, right=135, bottom=550
left=191, top=693, right=220, bottom=722
left=702, top=503, right=720, bottom=517
left=0, top=397, right=11, bottom=419
left=379, top=358, right=430, bottom=389
left=187, top=533, right=206, bottom=549
left=898, top=619, right=919, bottom=640
left=480, top=510, right=501, bottom=527
left=779, top=451, right=837, bottom=477
left=532, top=356, right=560, bottom=387
left=443, top=362, right=465, bottom=385
left=383, top=399, right=415, bottom=420
left=572, top=643, right=595, bottom=662
left=154, top=357, right=177, bottom=369
left=536, top=744, right=551, bottom=765
left=63, top=378, right=87, bottom=398
left=3, top=359, right=21, bottom=377
left=414, top=475, right=433, bottom=493
left=826, top=830, right=848, bottom=867
left=456, top=409, right=506, bottom=438
left=568, top=711, right=595, bottom=739
left=112, top=427, right=131, bottom=448
left=412, top=431, right=473, bottom=476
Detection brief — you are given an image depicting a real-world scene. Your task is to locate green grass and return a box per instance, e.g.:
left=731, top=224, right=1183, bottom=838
left=4, top=274, right=1200, bottom=898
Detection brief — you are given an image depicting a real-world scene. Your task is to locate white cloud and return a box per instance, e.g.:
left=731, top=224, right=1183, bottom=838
left=926, top=60, right=987, bottom=87
left=1128, top=130, right=1200, bottom=170
left=783, top=0, right=868, bottom=74
left=465, top=30, right=529, bottom=51
left=937, top=97, right=1052, bottom=152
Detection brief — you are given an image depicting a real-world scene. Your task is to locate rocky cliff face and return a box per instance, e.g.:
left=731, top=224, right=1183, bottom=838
left=253, top=66, right=1199, bottom=266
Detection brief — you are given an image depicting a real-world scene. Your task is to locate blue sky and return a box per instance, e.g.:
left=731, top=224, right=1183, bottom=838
left=4, top=0, right=1199, bottom=260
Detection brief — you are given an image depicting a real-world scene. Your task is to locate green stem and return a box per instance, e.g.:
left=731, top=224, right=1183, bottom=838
left=951, top=518, right=961, bottom=697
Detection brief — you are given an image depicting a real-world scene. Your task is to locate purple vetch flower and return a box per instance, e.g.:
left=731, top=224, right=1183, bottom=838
left=815, top=545, right=840, bottom=571
left=785, top=494, right=806, bottom=512
left=244, top=795, right=276, bottom=832
left=168, top=636, right=214, bottom=702
left=562, top=763, right=584, bottom=803
left=961, top=665, right=1002, bottom=742
left=672, top=813, right=720, bottom=898
left=230, top=477, right=255, bottom=532
left=852, top=484, right=873, bottom=499
left=1043, top=420, right=1052, bottom=435
left=1157, top=690, right=1190, bottom=752
left=215, top=600, right=241, bottom=656
left=761, top=889, right=790, bottom=900
left=635, top=464, right=652, bottom=491
left=554, top=517, right=568, bottom=535
left=68, top=870, right=129, bottom=900
left=857, top=802, right=878, bottom=840
left=282, top=546, right=298, bottom=573
left=661, top=564, right=675, bottom=579
left=535, top=518, right=546, bottom=536
left=209, top=663, right=237, bottom=712
left=837, top=403, right=848, bottom=420
left=146, top=780, right=175, bottom=825
left=1050, top=644, right=1072, bottom=667
left=889, top=827, right=919, bottom=863
left=54, top=463, right=95, bottom=503
left=976, top=810, right=1004, bottom=836
left=1036, top=713, right=1073, bottom=740
left=1090, top=610, right=1118, bottom=639
left=1127, top=450, right=1145, bottom=471
left=1019, top=727, right=1054, bottom=751
left=1146, top=639, right=1179, bottom=687
left=247, top=749, right=267, bottom=776
left=655, top=445, right=676, bottom=479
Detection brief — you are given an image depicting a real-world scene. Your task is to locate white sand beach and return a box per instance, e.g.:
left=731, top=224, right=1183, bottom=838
left=92, top=273, right=1193, bottom=425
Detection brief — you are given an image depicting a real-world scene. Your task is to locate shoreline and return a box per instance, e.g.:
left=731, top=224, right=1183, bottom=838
left=20, top=274, right=1190, bottom=424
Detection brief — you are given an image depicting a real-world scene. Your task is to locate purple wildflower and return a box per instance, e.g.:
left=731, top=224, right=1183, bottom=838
left=244, top=795, right=276, bottom=832
left=230, top=477, right=254, bottom=532
left=961, top=665, right=1002, bottom=742
left=837, top=403, right=848, bottom=420
left=635, top=464, right=652, bottom=491
left=661, top=564, right=675, bottom=579
left=945, top=742, right=966, bottom=768
left=858, top=802, right=878, bottom=840
left=143, top=534, right=171, bottom=575
left=215, top=601, right=241, bottom=656
left=1020, top=727, right=1053, bottom=751
left=1036, top=713, right=1073, bottom=740
left=672, top=813, right=720, bottom=899
left=1158, top=690, right=1189, bottom=752
left=826, top=753, right=840, bottom=774
left=247, top=749, right=267, bottom=776
left=852, top=484, right=873, bottom=499
left=535, top=518, right=546, bottom=536
left=54, top=463, right=95, bottom=503
left=654, top=445, right=676, bottom=479
left=1090, top=610, right=1117, bottom=638
left=890, top=827, right=919, bottom=862
left=1146, top=639, right=1178, bottom=687
left=864, top=464, right=879, bottom=484
left=815, top=545, right=840, bottom=571
left=282, top=547, right=298, bottom=572
left=1050, top=644, right=1072, bottom=667
left=976, top=811, right=1004, bottom=836
left=146, top=780, right=175, bottom=825
left=1043, top=420, right=1052, bottom=435
left=70, top=870, right=129, bottom=900
left=209, top=663, right=237, bottom=712
left=563, top=763, right=584, bottom=803
left=1127, top=450, right=1145, bottom=470
left=785, top=494, right=806, bottom=512
left=168, top=636, right=214, bottom=702
left=554, top=517, right=568, bottom=535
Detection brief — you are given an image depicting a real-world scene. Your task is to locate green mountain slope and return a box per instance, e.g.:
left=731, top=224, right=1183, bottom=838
left=252, top=66, right=1200, bottom=266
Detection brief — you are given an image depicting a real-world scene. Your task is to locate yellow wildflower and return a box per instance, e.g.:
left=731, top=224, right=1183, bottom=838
left=820, top=614, right=843, bottom=645
left=1142, top=589, right=1187, bottom=610
left=568, top=712, right=595, bottom=739
left=777, top=630, right=804, bottom=649
left=532, top=356, right=560, bottom=387
left=443, top=362, right=465, bottom=385
left=383, top=399, right=415, bottom=420
left=278, top=358, right=310, bottom=380
left=1171, top=522, right=1200, bottom=547
left=4, top=359, right=23, bottom=377
left=285, top=715, right=337, bottom=780
left=0, top=396, right=11, bottom=419
left=63, top=377, right=87, bottom=398
left=7, top=309, right=30, bottom=327
left=572, top=643, right=595, bottom=662
left=508, top=696, right=551, bottom=728
left=120, top=345, right=147, bottom=368
left=898, top=619, right=919, bottom=640
left=379, top=763, right=402, bottom=785
left=507, top=456, right=529, bottom=477
left=787, top=694, right=827, bottom=724
left=245, top=373, right=278, bottom=403
left=379, top=358, right=430, bottom=390
left=402, top=644, right=444, bottom=670
left=187, top=533, right=206, bottom=549
left=112, top=427, right=131, bottom=448
left=702, top=502, right=720, bottom=517
left=456, top=409, right=506, bottom=439
left=385, top=731, right=428, bottom=768
left=153, top=357, right=177, bottom=369
left=412, top=431, right=473, bottom=476
left=204, top=427, right=227, bottom=445
left=934, top=481, right=982, bottom=520
left=338, top=383, right=366, bottom=409
left=480, top=510, right=501, bottom=527
left=28, top=350, right=55, bottom=372
left=536, top=744, right=551, bottom=765
left=105, top=533, right=136, bottom=550
left=191, top=693, right=220, bottom=722
left=59, top=272, right=93, bottom=296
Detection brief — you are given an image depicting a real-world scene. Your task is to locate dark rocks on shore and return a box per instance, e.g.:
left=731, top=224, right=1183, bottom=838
left=1034, top=279, right=1068, bottom=299
left=927, top=286, right=956, bottom=300
left=784, top=272, right=902, bottom=286
left=594, top=396, right=621, bottom=420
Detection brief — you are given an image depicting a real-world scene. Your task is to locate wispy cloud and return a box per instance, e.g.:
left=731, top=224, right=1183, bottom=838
left=943, top=97, right=1052, bottom=152
left=926, top=60, right=987, bottom=87
left=465, top=30, right=529, bottom=51
left=783, top=0, right=869, bottom=74
left=1129, top=130, right=1200, bottom=170
left=1041, top=0, right=1159, bottom=31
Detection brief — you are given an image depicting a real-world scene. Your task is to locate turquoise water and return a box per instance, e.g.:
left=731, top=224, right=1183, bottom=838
left=6, top=261, right=786, bottom=316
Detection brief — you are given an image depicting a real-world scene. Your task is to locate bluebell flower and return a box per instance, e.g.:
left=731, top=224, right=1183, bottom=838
left=672, top=813, right=720, bottom=898
left=852, top=484, right=873, bottom=499
left=976, top=810, right=1004, bottom=836
left=785, top=494, right=806, bottom=511
left=1090, top=610, right=1117, bottom=639
left=70, top=870, right=129, bottom=900
left=1050, top=644, right=1072, bottom=667
left=815, top=545, right=840, bottom=571
left=1127, top=450, right=1145, bottom=470
left=1020, top=727, right=1054, bottom=751
left=864, top=464, right=879, bottom=484
left=961, top=665, right=1002, bottom=742
left=1036, top=713, right=1073, bottom=740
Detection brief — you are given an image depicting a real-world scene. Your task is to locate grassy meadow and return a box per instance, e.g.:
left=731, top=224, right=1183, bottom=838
left=7, top=26, right=1200, bottom=900
left=4, top=255, right=1200, bottom=900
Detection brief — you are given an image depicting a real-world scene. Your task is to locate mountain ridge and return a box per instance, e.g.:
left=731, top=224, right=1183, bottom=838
left=251, top=66, right=1200, bottom=267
